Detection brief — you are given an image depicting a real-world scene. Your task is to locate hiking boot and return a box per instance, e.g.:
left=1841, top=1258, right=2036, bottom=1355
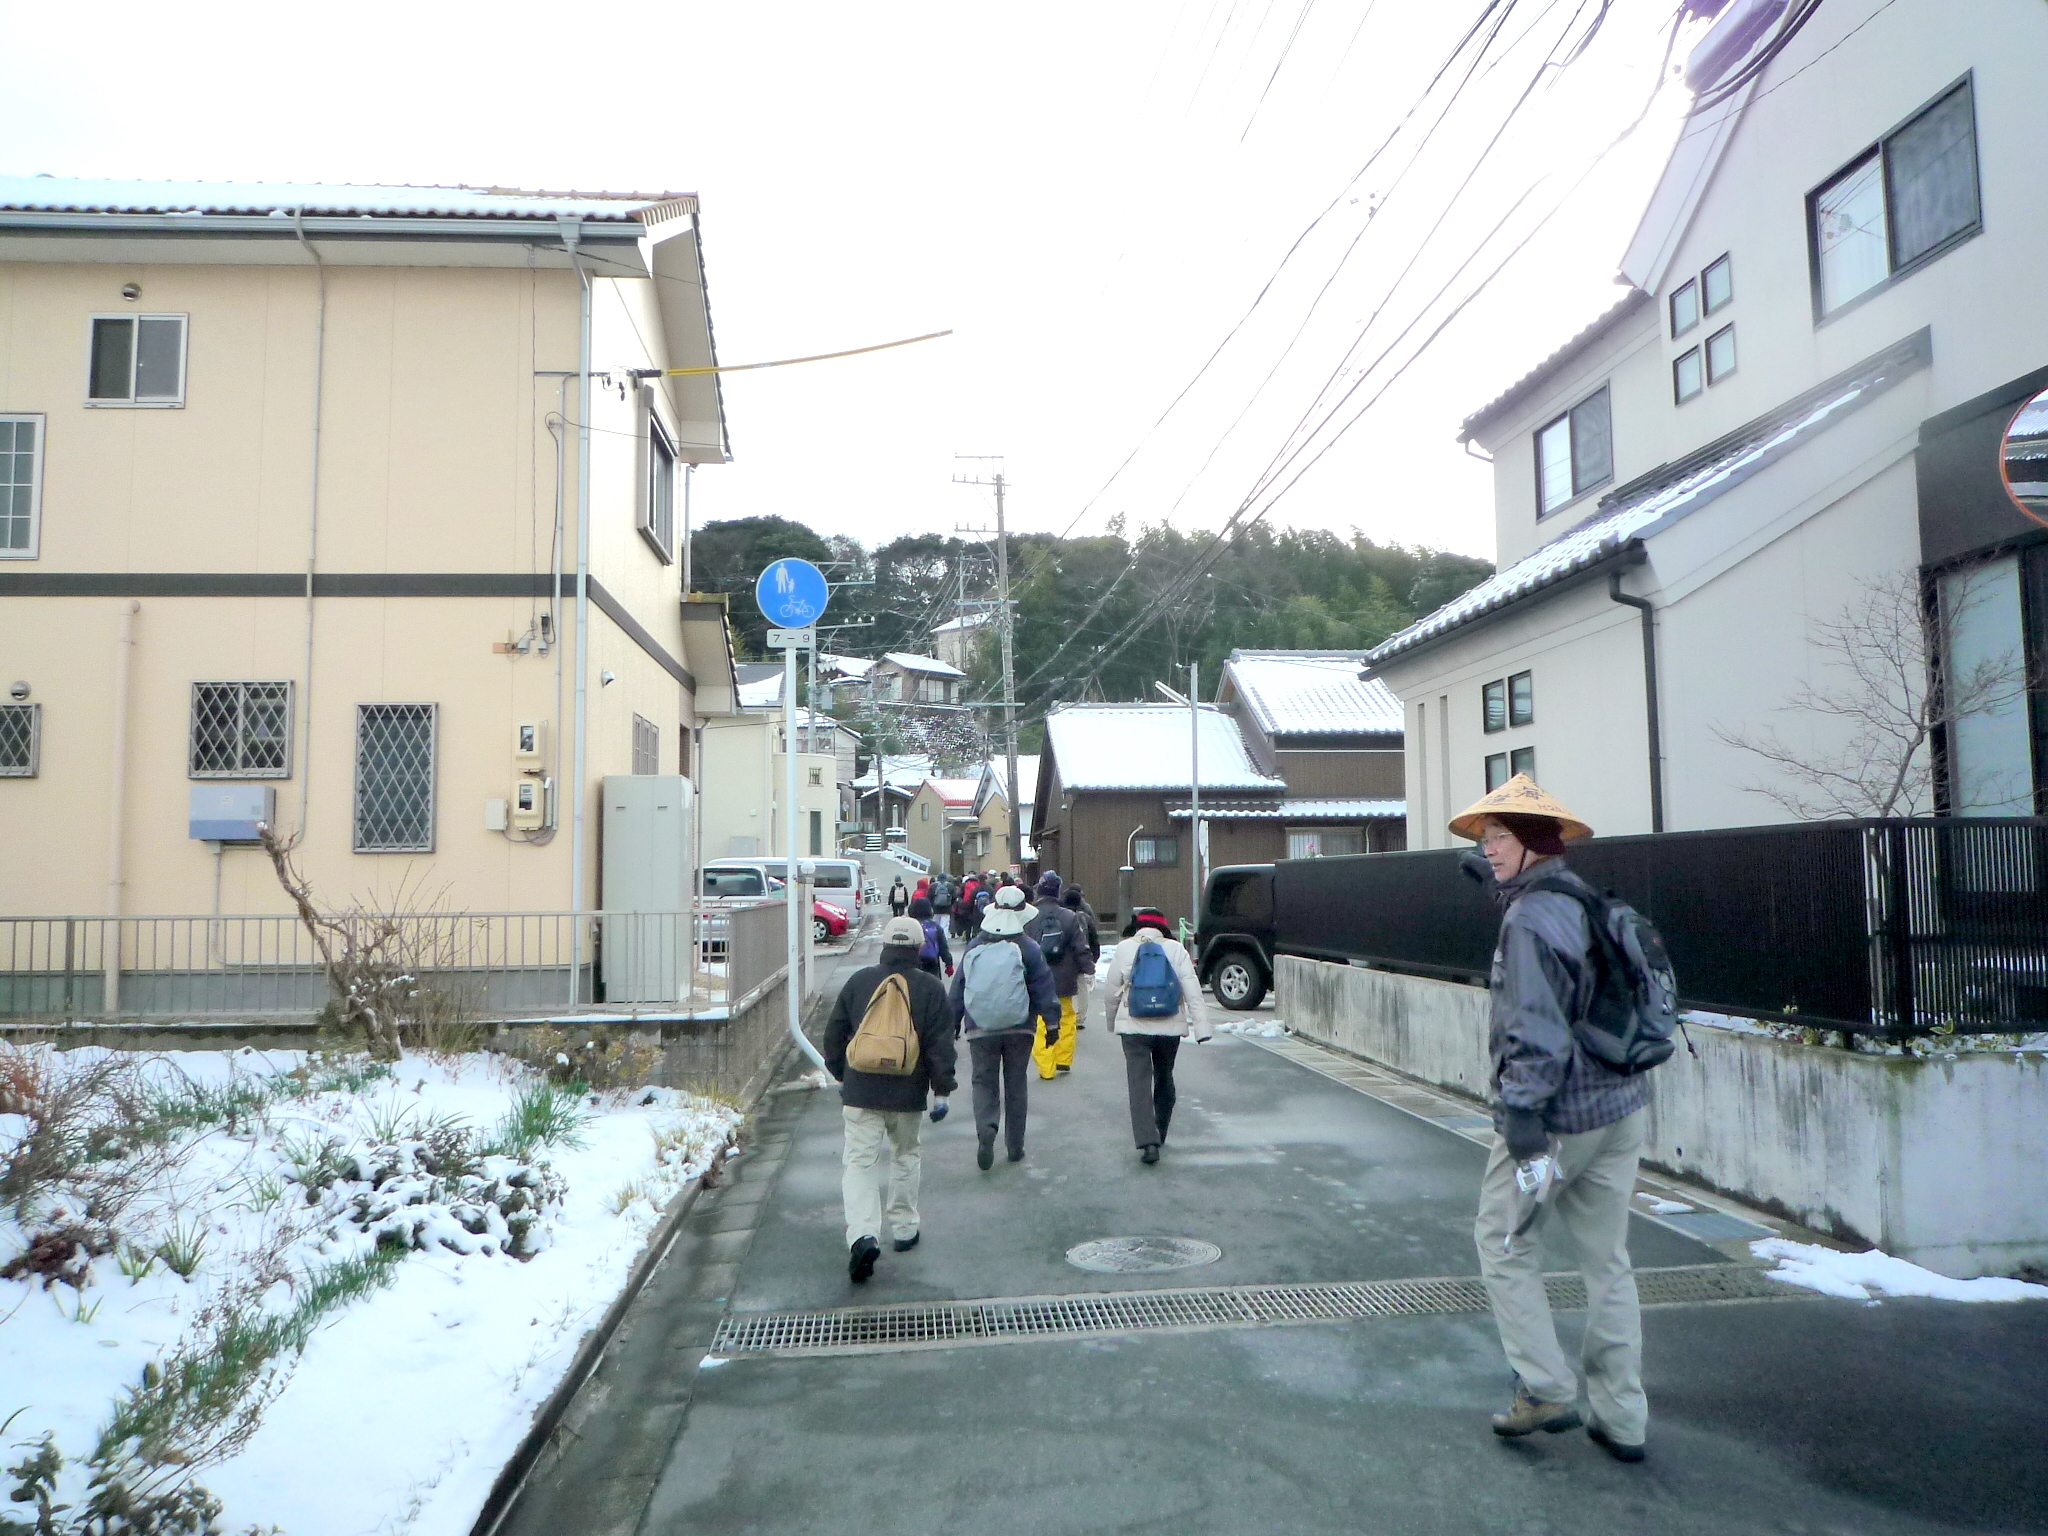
left=893, top=1233, right=920, bottom=1253
left=1587, top=1423, right=1645, bottom=1462
left=1056, top=1065, right=1071, bottom=1075
left=848, top=1236, right=880, bottom=1284
left=1140, top=1144, right=1160, bottom=1165
left=1007, top=1146, right=1025, bottom=1162
left=1490, top=1381, right=1581, bottom=1437
left=976, top=1134, right=994, bottom=1171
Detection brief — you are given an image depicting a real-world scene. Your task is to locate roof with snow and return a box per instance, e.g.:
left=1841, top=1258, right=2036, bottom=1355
left=1224, top=652, right=1403, bottom=737
left=1044, top=705, right=1279, bottom=793
left=851, top=755, right=936, bottom=792
left=932, top=612, right=993, bottom=633
left=975, top=755, right=1041, bottom=815
left=0, top=175, right=692, bottom=223
left=1166, top=797, right=1404, bottom=821
left=1373, top=329, right=1932, bottom=669
left=819, top=653, right=874, bottom=679
left=877, top=652, right=966, bottom=678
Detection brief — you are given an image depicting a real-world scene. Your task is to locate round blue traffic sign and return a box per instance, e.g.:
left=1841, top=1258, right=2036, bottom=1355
left=755, top=557, right=830, bottom=628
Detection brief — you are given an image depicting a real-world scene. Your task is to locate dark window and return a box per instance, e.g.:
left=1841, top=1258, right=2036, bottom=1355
left=1701, top=254, right=1733, bottom=313
left=1810, top=77, right=1980, bottom=317
left=1706, top=325, right=1737, bottom=385
left=1134, top=835, right=1180, bottom=868
left=702, top=869, right=765, bottom=897
left=88, top=315, right=186, bottom=404
left=1510, top=745, right=1537, bottom=780
left=1674, top=348, right=1703, bottom=403
left=190, top=682, right=293, bottom=778
left=1485, top=753, right=1509, bottom=792
left=1209, top=871, right=1272, bottom=921
left=1534, top=387, right=1611, bottom=516
left=641, top=405, right=676, bottom=562
left=353, top=703, right=437, bottom=853
left=1669, top=279, right=1699, bottom=337
left=1509, top=672, right=1534, bottom=728
left=1482, top=679, right=1507, bottom=734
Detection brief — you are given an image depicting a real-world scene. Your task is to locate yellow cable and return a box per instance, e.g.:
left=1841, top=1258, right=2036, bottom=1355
left=665, top=329, right=952, bottom=377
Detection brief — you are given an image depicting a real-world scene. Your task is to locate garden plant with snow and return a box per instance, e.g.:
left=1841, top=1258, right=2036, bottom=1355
left=0, top=1040, right=741, bottom=1536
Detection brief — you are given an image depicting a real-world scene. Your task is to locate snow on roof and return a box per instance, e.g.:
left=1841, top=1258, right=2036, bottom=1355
left=878, top=652, right=966, bottom=678
left=1225, top=652, right=1403, bottom=737
left=736, top=670, right=783, bottom=709
left=1166, top=798, right=1405, bottom=820
left=1373, top=329, right=1932, bottom=668
left=851, top=755, right=936, bottom=791
left=922, top=777, right=981, bottom=806
left=0, top=175, right=688, bottom=223
left=1044, top=705, right=1278, bottom=793
left=975, top=755, right=1041, bottom=814
left=820, top=653, right=873, bottom=678
left=932, top=612, right=993, bottom=633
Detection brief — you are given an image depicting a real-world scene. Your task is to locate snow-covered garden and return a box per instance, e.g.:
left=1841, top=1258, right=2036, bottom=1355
left=0, top=1041, right=742, bottom=1536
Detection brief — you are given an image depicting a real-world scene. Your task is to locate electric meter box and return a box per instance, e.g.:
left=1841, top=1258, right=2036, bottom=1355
left=189, top=784, right=276, bottom=843
left=513, top=720, right=547, bottom=765
left=511, top=779, right=544, bottom=830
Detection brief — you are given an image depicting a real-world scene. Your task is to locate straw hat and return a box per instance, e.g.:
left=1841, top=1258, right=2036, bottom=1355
left=1447, top=773, right=1594, bottom=843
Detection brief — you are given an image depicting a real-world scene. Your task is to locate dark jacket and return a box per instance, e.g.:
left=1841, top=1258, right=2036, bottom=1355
left=1487, top=859, right=1649, bottom=1135
left=824, top=948, right=959, bottom=1112
left=948, top=929, right=1061, bottom=1034
left=915, top=917, right=954, bottom=979
left=1030, top=898, right=1096, bottom=997
left=1062, top=895, right=1102, bottom=962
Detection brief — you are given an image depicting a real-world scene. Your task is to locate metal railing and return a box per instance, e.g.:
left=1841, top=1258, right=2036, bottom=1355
left=0, top=902, right=792, bottom=1022
left=1274, top=817, right=2048, bottom=1036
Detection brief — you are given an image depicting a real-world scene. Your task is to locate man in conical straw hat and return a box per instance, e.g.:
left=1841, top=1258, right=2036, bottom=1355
left=1450, top=773, right=1651, bottom=1463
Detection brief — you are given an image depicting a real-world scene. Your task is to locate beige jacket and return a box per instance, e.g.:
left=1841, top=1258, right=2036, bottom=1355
left=1103, top=934, right=1212, bottom=1040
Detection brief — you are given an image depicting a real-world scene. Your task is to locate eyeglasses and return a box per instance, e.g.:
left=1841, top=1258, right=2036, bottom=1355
left=1479, top=827, right=1519, bottom=852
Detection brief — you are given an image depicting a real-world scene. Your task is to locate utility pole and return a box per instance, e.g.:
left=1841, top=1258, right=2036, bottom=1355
left=955, top=457, right=1022, bottom=872
left=1188, top=659, right=1201, bottom=932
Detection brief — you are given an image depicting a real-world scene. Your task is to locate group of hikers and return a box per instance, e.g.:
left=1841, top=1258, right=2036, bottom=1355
left=830, top=773, right=1671, bottom=1462
left=885, top=868, right=1051, bottom=947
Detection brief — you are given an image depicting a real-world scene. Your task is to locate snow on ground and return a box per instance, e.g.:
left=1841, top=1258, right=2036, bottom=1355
left=0, top=1046, right=741, bottom=1536
left=1637, top=1195, right=1694, bottom=1215
left=1753, top=1239, right=2048, bottom=1303
left=1216, top=1019, right=1289, bottom=1039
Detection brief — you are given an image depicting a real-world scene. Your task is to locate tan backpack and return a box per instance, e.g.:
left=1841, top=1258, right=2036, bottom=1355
left=846, top=973, right=921, bottom=1076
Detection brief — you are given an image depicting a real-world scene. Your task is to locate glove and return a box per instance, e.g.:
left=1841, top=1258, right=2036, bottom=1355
left=1502, top=1107, right=1549, bottom=1163
left=944, top=963, right=954, bottom=977
left=1043, top=1024, right=1061, bottom=1049
left=930, top=1097, right=949, bottom=1123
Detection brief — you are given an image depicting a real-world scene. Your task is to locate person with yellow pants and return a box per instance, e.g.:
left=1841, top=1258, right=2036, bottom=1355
left=1028, top=871, right=1094, bottom=1079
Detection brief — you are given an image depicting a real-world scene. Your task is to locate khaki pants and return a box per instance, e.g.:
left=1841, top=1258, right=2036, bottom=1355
left=1474, top=1108, right=1648, bottom=1444
left=842, top=1106, right=923, bottom=1248
left=1033, top=995, right=1079, bottom=1078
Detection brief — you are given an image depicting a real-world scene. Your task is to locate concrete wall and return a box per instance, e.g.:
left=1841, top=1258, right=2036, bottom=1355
left=1277, top=954, right=2048, bottom=1279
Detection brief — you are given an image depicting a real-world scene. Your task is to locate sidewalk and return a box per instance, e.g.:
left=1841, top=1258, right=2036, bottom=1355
left=507, top=947, right=2048, bottom=1536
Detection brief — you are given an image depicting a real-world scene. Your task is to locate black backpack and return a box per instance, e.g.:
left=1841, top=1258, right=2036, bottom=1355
left=1030, top=907, right=1071, bottom=965
left=1528, top=877, right=1678, bottom=1075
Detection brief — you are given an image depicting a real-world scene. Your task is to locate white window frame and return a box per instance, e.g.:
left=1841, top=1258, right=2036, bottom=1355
left=0, top=702, right=41, bottom=777
left=189, top=681, right=295, bottom=779
left=85, top=313, right=188, bottom=408
left=639, top=396, right=677, bottom=564
left=352, top=702, right=438, bottom=854
left=0, top=414, right=44, bottom=560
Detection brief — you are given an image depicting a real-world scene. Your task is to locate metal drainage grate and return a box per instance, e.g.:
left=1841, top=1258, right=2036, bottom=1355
left=708, top=1263, right=1801, bottom=1358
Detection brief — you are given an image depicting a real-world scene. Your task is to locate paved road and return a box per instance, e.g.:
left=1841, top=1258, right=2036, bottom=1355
left=511, top=932, right=2048, bottom=1536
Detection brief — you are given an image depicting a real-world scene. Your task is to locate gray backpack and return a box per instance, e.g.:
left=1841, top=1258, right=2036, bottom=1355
left=960, top=938, right=1031, bottom=1032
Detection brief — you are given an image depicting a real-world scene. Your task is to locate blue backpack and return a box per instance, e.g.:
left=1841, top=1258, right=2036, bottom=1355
left=919, top=920, right=942, bottom=962
left=1126, top=940, right=1183, bottom=1018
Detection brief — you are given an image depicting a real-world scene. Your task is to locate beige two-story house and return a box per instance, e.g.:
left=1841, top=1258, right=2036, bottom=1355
left=0, top=176, right=737, bottom=935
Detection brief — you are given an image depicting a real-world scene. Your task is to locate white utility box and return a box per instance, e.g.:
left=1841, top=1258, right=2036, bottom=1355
left=600, top=775, right=697, bottom=1004
left=189, top=784, right=275, bottom=844
left=513, top=720, right=547, bottom=765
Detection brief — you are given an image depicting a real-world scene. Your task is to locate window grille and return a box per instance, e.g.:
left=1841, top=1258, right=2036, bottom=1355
left=0, top=416, right=42, bottom=556
left=0, top=703, right=39, bottom=777
left=632, top=713, right=660, bottom=775
left=88, top=314, right=187, bottom=405
left=190, top=682, right=293, bottom=778
left=353, top=704, right=436, bottom=852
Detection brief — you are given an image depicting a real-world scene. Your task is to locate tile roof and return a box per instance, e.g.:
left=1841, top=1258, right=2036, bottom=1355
left=0, top=175, right=689, bottom=223
left=1166, top=798, right=1406, bottom=820
left=1224, top=652, right=1404, bottom=736
left=1372, top=328, right=1933, bottom=669
left=1044, top=704, right=1279, bottom=793
left=922, top=777, right=981, bottom=806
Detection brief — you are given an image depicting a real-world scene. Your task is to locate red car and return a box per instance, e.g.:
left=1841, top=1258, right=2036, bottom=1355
left=812, top=899, right=851, bottom=944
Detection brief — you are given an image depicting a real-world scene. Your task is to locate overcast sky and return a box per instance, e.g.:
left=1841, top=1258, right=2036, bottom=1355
left=4, top=0, right=1703, bottom=563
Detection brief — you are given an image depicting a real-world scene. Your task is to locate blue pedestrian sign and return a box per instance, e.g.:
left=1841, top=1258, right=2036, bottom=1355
left=755, top=557, right=830, bottom=628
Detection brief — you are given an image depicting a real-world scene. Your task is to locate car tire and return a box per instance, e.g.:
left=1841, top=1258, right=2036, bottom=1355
left=813, top=918, right=831, bottom=944
left=1212, top=952, right=1268, bottom=1011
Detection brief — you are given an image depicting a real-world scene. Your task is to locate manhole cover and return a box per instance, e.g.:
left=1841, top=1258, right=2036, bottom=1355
left=1065, top=1236, right=1222, bottom=1274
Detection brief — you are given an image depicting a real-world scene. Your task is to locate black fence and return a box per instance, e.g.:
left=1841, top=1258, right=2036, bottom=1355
left=1273, top=818, right=2048, bottom=1036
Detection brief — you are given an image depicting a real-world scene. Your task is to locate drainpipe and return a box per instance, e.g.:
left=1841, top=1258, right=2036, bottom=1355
left=105, top=601, right=140, bottom=1016
left=1608, top=570, right=1665, bottom=833
left=561, top=217, right=593, bottom=1002
left=291, top=209, right=327, bottom=837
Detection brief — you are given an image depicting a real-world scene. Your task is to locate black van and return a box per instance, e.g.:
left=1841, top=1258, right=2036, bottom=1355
left=1195, top=864, right=1277, bottom=1010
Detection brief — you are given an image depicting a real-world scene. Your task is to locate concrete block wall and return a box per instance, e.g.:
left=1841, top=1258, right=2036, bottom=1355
left=1276, top=955, right=2048, bottom=1279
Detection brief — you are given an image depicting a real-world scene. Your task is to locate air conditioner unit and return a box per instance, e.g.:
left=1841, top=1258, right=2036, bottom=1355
left=189, top=784, right=275, bottom=844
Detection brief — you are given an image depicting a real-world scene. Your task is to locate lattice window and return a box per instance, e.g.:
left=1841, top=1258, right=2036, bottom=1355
left=353, top=703, right=436, bottom=852
left=190, top=682, right=293, bottom=778
left=0, top=704, right=39, bottom=777
left=632, top=713, right=659, bottom=775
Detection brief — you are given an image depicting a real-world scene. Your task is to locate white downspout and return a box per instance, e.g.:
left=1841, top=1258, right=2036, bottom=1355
left=562, top=218, right=593, bottom=1003
left=292, top=209, right=327, bottom=837
left=104, top=600, right=140, bottom=1016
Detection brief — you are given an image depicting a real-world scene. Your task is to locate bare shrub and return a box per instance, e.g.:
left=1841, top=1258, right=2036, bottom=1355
left=502, top=1026, right=661, bottom=1094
